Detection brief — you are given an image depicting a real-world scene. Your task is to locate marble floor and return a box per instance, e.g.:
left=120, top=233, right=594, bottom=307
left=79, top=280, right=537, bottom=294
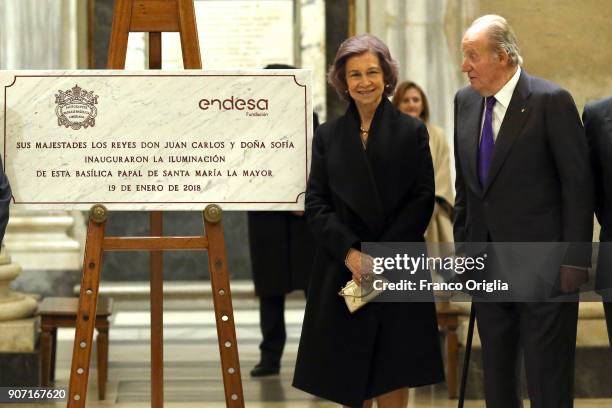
left=12, top=296, right=612, bottom=408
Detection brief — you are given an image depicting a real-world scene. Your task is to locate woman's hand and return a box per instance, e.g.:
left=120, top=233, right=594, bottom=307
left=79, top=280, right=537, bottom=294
left=345, top=249, right=375, bottom=285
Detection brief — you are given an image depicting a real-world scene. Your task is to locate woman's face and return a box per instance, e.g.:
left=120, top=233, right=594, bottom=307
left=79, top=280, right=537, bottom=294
left=345, top=52, right=385, bottom=110
left=398, top=87, right=424, bottom=119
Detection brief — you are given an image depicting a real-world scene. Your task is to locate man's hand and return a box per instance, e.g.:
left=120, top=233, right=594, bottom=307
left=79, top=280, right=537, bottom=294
left=345, top=249, right=374, bottom=286
left=559, top=265, right=589, bottom=293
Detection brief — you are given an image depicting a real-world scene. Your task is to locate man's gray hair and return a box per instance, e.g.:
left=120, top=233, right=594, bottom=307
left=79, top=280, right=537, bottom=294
left=471, top=15, right=523, bottom=66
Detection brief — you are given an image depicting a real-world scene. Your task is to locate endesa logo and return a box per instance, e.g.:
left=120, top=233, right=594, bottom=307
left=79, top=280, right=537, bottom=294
left=198, top=96, right=269, bottom=111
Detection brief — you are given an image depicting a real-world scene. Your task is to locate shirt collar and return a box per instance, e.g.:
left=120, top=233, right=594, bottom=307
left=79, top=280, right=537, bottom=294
left=493, top=66, right=521, bottom=109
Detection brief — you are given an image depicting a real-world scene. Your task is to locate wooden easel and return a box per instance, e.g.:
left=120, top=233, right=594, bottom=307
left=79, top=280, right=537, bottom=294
left=67, top=1, right=244, bottom=407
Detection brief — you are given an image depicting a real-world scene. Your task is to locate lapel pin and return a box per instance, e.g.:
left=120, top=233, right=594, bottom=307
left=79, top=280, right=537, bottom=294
left=521, top=108, right=526, bottom=113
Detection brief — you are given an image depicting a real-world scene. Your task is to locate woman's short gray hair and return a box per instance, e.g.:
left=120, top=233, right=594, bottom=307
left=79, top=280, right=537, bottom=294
left=328, top=34, right=399, bottom=101
left=471, top=15, right=523, bottom=66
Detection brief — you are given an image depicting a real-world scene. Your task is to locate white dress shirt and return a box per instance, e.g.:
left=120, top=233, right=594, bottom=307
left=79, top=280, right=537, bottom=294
left=480, top=66, right=522, bottom=142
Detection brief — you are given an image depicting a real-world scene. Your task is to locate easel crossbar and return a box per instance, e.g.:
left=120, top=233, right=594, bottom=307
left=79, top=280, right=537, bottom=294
left=103, top=236, right=208, bottom=251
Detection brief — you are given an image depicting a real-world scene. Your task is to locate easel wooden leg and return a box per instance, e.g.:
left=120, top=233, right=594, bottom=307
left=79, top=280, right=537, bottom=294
left=40, top=329, right=53, bottom=386
left=51, top=327, right=58, bottom=382
left=150, top=211, right=164, bottom=408
left=106, top=0, right=132, bottom=69
left=148, top=27, right=164, bottom=406
left=177, top=0, right=202, bottom=69
left=446, top=319, right=459, bottom=399
left=68, top=205, right=107, bottom=408
left=203, top=205, right=245, bottom=407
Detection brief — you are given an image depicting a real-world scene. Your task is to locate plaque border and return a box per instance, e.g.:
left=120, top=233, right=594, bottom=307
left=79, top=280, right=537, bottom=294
left=3, top=73, right=310, bottom=207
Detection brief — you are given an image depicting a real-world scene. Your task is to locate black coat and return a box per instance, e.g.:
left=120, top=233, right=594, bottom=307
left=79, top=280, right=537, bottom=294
left=248, top=211, right=314, bottom=296
left=454, top=71, right=593, bottom=246
left=584, top=97, right=612, bottom=293
left=247, top=114, right=320, bottom=297
left=292, top=98, right=444, bottom=406
left=0, top=156, right=11, bottom=244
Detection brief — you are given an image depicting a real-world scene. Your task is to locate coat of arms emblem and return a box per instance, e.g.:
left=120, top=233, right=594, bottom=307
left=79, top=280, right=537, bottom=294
left=55, top=84, right=98, bottom=130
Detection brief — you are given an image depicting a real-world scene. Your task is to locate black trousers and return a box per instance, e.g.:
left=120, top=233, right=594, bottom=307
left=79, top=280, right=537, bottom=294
left=474, top=301, right=579, bottom=408
left=605, top=301, right=612, bottom=348
left=258, top=295, right=286, bottom=366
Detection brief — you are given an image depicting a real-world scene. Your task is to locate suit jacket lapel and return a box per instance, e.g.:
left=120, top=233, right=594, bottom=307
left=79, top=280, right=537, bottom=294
left=457, top=91, right=484, bottom=196
left=483, top=70, right=532, bottom=194
left=327, top=102, right=385, bottom=236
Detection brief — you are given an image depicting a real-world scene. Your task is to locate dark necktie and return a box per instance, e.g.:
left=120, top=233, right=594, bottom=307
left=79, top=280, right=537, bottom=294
left=478, top=96, right=496, bottom=185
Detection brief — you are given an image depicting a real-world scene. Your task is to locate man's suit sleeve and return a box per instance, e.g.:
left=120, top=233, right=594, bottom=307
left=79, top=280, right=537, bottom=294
left=546, top=89, right=594, bottom=265
left=453, top=94, right=467, bottom=246
left=0, top=157, right=11, bottom=245
left=583, top=104, right=604, bottom=224
left=305, top=128, right=360, bottom=263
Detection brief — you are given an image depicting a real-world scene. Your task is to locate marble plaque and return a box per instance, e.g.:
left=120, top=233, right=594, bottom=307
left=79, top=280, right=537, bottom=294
left=0, top=70, right=312, bottom=211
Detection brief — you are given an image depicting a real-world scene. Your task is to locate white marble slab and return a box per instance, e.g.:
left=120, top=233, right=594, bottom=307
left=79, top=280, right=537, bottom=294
left=0, top=70, right=312, bottom=210
left=157, top=0, right=294, bottom=70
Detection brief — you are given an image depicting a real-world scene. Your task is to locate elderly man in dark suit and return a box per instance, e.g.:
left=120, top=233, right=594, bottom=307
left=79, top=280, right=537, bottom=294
left=584, top=96, right=612, bottom=348
left=0, top=158, right=10, bottom=243
left=454, top=15, right=594, bottom=408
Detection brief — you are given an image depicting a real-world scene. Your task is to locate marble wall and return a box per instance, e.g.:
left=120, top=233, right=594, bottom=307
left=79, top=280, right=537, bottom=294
left=300, top=0, right=327, bottom=121
left=94, top=0, right=326, bottom=118
left=0, top=0, right=78, bottom=69
left=475, top=0, right=612, bottom=111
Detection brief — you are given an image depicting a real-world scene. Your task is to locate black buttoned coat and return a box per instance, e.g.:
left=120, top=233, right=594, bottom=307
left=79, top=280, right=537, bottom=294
left=292, top=98, right=444, bottom=406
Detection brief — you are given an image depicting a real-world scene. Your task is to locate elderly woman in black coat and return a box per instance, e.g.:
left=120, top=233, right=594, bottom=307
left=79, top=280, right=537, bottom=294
left=292, top=34, right=444, bottom=407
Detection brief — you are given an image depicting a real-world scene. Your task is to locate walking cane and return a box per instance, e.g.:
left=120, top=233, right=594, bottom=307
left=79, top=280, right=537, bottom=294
left=458, top=302, right=476, bottom=408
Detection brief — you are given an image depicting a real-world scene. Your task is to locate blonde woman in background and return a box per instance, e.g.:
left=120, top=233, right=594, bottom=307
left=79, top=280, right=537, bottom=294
left=392, top=81, right=454, bottom=243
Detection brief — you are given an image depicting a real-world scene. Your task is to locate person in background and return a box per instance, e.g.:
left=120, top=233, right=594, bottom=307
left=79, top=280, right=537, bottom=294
left=583, top=96, right=612, bottom=348
left=292, top=34, right=444, bottom=408
left=247, top=64, right=319, bottom=377
left=0, top=156, right=10, bottom=244
left=392, top=81, right=454, bottom=244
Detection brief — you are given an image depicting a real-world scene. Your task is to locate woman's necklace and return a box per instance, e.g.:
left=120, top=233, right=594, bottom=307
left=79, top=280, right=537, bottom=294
left=360, top=125, right=369, bottom=149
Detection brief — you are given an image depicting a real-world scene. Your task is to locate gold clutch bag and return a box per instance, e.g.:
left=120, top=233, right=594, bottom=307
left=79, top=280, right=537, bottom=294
left=338, top=275, right=388, bottom=313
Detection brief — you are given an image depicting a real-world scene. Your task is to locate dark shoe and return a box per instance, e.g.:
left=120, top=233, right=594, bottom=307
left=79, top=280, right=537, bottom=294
left=250, top=362, right=280, bottom=377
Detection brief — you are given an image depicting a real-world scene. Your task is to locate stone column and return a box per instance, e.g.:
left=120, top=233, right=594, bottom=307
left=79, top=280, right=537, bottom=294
left=5, top=210, right=82, bottom=297
left=325, top=0, right=351, bottom=120
left=0, top=246, right=37, bottom=352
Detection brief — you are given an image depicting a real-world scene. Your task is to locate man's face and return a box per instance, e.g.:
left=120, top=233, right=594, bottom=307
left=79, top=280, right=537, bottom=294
left=461, top=27, right=508, bottom=96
